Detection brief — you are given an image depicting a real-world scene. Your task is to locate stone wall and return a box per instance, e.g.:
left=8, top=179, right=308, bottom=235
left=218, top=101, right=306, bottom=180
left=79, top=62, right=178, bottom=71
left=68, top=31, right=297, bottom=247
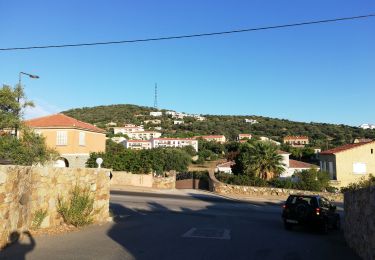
left=0, top=165, right=110, bottom=249
left=344, top=186, right=375, bottom=260
left=209, top=171, right=343, bottom=201
left=111, top=171, right=153, bottom=187
left=111, top=171, right=176, bottom=190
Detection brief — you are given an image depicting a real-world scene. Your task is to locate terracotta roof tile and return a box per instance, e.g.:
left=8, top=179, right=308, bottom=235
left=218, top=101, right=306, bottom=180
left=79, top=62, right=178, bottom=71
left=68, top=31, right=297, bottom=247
left=320, top=141, right=374, bottom=155
left=289, top=159, right=318, bottom=169
left=25, top=114, right=105, bottom=133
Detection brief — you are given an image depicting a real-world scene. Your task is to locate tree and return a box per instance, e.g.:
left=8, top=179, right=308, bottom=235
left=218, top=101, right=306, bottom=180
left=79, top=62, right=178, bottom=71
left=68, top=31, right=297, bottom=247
left=0, top=84, right=34, bottom=131
left=233, top=142, right=285, bottom=180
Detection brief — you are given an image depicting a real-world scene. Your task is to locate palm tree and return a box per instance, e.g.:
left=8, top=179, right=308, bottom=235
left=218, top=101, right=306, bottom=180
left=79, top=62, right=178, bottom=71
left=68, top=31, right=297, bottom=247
left=248, top=142, right=285, bottom=180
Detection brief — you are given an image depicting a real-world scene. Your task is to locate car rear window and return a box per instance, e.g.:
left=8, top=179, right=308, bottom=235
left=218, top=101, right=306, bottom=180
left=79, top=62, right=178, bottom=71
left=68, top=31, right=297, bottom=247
left=287, top=196, right=317, bottom=207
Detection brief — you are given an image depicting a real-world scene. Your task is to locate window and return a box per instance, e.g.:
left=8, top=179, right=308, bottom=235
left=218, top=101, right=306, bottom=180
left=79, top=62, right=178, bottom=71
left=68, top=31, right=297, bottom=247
left=79, top=132, right=85, bottom=146
left=371, top=149, right=374, bottom=154
left=56, top=131, right=67, bottom=146
left=353, top=162, right=367, bottom=174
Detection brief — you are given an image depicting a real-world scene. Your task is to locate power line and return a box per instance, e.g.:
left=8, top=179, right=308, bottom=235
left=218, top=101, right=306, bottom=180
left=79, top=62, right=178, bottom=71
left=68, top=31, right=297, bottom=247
left=1, top=14, right=374, bottom=52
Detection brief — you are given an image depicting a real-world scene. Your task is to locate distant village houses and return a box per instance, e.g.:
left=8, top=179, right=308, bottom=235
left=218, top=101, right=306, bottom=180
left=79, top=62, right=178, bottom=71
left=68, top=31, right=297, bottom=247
left=195, top=135, right=226, bottom=143
left=244, top=118, right=258, bottom=124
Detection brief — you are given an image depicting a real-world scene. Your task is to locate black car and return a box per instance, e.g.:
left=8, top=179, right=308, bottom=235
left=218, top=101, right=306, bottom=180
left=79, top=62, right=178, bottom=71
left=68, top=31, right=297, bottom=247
left=281, top=195, right=340, bottom=233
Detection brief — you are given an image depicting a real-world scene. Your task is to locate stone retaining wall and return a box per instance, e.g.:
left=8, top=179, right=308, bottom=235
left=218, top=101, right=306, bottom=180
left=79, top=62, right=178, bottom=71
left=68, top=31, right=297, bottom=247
left=0, top=165, right=110, bottom=249
left=111, top=171, right=153, bottom=187
left=344, top=186, right=375, bottom=260
left=209, top=171, right=343, bottom=201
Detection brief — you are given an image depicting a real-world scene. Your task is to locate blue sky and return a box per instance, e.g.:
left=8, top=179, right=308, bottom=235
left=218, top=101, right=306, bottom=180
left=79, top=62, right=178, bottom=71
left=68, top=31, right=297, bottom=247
left=0, top=1, right=374, bottom=126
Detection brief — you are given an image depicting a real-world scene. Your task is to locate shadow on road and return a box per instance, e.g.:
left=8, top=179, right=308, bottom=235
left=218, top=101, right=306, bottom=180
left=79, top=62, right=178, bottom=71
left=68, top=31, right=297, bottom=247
left=107, top=192, right=359, bottom=260
left=0, top=231, right=36, bottom=260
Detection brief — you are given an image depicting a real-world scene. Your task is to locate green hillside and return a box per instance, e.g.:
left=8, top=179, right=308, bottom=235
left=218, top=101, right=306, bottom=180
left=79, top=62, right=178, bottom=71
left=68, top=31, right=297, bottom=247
left=63, top=104, right=375, bottom=149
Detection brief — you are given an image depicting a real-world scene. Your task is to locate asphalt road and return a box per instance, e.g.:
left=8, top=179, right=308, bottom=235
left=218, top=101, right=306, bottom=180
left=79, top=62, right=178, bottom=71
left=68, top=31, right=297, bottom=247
left=1, top=190, right=358, bottom=260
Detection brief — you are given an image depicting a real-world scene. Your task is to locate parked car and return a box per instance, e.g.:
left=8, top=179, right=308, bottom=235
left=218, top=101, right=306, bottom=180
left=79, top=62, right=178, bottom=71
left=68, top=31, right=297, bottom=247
left=281, top=195, right=340, bottom=233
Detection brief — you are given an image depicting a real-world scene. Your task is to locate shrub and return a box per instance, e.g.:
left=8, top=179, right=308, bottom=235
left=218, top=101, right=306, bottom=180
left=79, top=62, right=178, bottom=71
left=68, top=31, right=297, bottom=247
left=32, top=209, right=48, bottom=229
left=215, top=173, right=268, bottom=187
left=268, top=178, right=295, bottom=189
left=57, top=186, right=94, bottom=227
left=341, top=174, right=375, bottom=192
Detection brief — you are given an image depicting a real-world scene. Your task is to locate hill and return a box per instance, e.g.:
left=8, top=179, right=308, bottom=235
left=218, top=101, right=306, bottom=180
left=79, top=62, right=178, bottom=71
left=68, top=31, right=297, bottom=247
left=63, top=104, right=375, bottom=149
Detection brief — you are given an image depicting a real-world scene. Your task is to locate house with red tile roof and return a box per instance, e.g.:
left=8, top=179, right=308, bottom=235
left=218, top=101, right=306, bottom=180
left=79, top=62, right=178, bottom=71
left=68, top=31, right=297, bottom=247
left=277, top=150, right=319, bottom=178
left=25, top=114, right=106, bottom=168
left=319, top=141, right=375, bottom=187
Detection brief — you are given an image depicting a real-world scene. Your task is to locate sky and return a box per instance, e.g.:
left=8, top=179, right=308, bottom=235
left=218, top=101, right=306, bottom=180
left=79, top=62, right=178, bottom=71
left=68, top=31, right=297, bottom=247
left=0, top=1, right=374, bottom=126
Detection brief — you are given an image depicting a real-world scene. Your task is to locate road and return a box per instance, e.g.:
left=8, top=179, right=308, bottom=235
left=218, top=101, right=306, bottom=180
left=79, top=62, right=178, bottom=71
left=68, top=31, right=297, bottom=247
left=1, top=189, right=358, bottom=260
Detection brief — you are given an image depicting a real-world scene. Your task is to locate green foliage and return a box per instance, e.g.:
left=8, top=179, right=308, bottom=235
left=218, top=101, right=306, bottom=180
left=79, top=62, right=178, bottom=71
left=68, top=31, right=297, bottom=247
left=216, top=173, right=268, bottom=187
left=268, top=178, right=295, bottom=189
left=294, top=169, right=330, bottom=192
left=86, top=140, right=191, bottom=174
left=232, top=141, right=284, bottom=179
left=0, top=128, right=58, bottom=165
left=32, top=209, right=48, bottom=229
left=341, top=174, right=375, bottom=192
left=0, top=84, right=34, bottom=130
left=57, top=186, right=94, bottom=227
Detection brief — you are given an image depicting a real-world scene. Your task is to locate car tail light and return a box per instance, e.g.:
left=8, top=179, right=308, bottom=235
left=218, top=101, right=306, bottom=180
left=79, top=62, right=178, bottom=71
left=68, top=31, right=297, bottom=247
left=282, top=205, right=287, bottom=209
left=316, top=208, right=320, bottom=215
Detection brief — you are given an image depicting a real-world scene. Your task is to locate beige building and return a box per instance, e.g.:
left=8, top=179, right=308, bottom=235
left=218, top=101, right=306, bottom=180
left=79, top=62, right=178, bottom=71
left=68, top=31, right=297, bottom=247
left=25, top=114, right=106, bottom=168
left=283, top=136, right=309, bottom=147
left=113, top=124, right=144, bottom=135
left=127, top=131, right=162, bottom=140
left=195, top=135, right=226, bottom=144
left=122, top=140, right=152, bottom=150
left=152, top=138, right=198, bottom=151
left=319, top=141, right=375, bottom=187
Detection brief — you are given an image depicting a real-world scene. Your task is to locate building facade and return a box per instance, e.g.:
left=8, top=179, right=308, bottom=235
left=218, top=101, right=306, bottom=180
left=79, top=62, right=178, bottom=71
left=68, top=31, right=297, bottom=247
left=195, top=135, right=226, bottom=143
left=127, top=131, right=162, bottom=140
left=113, top=124, right=144, bottom=135
left=151, top=138, right=198, bottom=151
left=283, top=136, right=309, bottom=147
left=319, top=141, right=375, bottom=187
left=25, top=114, right=106, bottom=168
left=122, top=140, right=152, bottom=150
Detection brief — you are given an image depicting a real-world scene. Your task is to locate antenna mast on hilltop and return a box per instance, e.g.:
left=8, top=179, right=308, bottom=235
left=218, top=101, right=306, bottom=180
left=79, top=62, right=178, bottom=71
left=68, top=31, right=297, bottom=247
left=154, top=83, right=158, bottom=109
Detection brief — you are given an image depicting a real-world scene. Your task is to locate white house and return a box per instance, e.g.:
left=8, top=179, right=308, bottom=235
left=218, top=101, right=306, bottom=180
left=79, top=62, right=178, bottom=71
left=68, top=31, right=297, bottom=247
left=215, top=161, right=235, bottom=174
left=359, top=123, right=375, bottom=130
left=122, top=140, right=152, bottom=150
left=150, top=111, right=163, bottom=117
left=113, top=124, right=144, bottom=135
left=151, top=138, right=198, bottom=151
left=278, top=150, right=319, bottom=178
left=245, top=119, right=258, bottom=124
left=259, top=136, right=281, bottom=146
left=174, top=120, right=184, bottom=125
left=127, top=131, right=162, bottom=140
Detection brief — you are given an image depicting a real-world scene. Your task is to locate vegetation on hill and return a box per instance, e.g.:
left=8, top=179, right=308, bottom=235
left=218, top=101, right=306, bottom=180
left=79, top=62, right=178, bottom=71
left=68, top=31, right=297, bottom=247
left=63, top=104, right=375, bottom=149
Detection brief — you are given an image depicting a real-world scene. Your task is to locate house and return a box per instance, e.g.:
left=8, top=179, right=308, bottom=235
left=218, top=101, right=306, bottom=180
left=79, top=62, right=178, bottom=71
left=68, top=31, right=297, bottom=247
left=113, top=124, right=144, bottom=135
left=319, top=141, right=375, bottom=187
left=111, top=136, right=126, bottom=144
left=105, top=121, right=117, bottom=127
left=245, top=119, right=258, bottom=124
left=215, top=161, right=235, bottom=174
left=150, top=111, right=162, bottom=117
left=144, top=119, right=161, bottom=125
left=238, top=134, right=252, bottom=141
left=359, top=124, right=375, bottom=130
left=283, top=136, right=309, bottom=147
left=25, top=114, right=106, bottom=168
left=278, top=151, right=319, bottom=178
left=174, top=120, right=184, bottom=125
left=259, top=136, right=281, bottom=146
left=165, top=111, right=176, bottom=116
left=122, top=140, right=152, bottom=150
left=195, top=135, right=226, bottom=143
left=127, top=131, right=162, bottom=140
left=151, top=138, right=198, bottom=151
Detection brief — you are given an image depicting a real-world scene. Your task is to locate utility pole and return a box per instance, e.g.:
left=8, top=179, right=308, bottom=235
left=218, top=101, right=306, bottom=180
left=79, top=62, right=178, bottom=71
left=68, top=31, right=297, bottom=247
left=154, top=83, right=158, bottom=109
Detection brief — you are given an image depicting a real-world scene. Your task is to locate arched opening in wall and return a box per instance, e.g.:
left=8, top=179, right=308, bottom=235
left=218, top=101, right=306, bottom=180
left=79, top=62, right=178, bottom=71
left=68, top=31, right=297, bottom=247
left=54, top=157, right=69, bottom=168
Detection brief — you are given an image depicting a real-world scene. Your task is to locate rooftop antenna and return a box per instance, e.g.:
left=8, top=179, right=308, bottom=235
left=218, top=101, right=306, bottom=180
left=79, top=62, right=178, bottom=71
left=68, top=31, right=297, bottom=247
left=154, top=83, right=158, bottom=109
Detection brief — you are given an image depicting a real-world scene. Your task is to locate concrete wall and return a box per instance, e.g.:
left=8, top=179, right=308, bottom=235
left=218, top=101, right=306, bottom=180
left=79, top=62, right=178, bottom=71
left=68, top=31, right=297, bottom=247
left=111, top=171, right=153, bottom=187
left=208, top=171, right=343, bottom=201
left=344, top=186, right=375, bottom=260
left=111, top=171, right=176, bottom=189
left=0, top=165, right=110, bottom=249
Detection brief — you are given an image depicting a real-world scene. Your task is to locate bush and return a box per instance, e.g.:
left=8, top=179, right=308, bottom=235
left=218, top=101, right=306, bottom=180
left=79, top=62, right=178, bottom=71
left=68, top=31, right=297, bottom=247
left=341, top=174, right=375, bottom=192
left=32, top=209, right=48, bottom=229
left=57, top=186, right=94, bottom=227
left=215, top=173, right=268, bottom=187
left=268, top=178, right=295, bottom=189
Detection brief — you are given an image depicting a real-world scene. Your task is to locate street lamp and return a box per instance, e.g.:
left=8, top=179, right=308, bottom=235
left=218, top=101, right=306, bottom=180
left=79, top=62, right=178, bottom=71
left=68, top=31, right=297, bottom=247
left=15, top=72, right=39, bottom=136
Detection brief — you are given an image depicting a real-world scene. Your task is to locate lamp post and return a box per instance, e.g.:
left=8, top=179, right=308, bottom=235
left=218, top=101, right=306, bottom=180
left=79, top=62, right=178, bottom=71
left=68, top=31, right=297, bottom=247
left=15, top=72, right=39, bottom=137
